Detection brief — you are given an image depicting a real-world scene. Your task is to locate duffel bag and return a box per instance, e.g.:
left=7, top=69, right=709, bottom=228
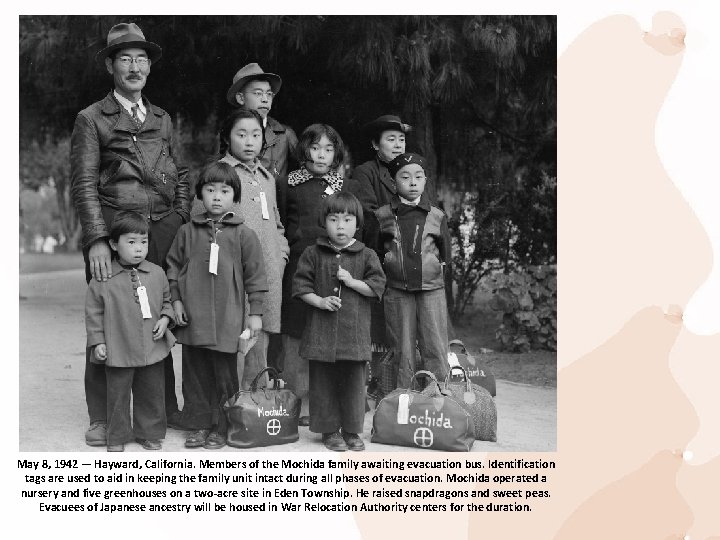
left=440, top=365, right=497, bottom=442
left=223, top=367, right=300, bottom=449
left=371, top=370, right=475, bottom=452
left=448, top=339, right=496, bottom=396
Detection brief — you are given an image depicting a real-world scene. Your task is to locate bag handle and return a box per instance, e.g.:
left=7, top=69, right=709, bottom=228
left=448, top=339, right=467, bottom=354
left=445, top=365, right=472, bottom=393
left=409, top=370, right=443, bottom=396
left=250, top=367, right=280, bottom=392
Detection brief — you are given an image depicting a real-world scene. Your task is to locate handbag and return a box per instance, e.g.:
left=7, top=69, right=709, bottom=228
left=440, top=365, right=497, bottom=442
left=448, top=339, right=497, bottom=396
left=371, top=370, right=475, bottom=452
left=223, top=367, right=301, bottom=449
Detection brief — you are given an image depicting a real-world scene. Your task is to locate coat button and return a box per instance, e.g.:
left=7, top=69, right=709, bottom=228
left=335, top=254, right=340, bottom=259
left=333, top=287, right=338, bottom=292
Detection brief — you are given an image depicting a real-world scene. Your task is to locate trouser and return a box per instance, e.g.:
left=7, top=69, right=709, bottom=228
left=309, top=360, right=366, bottom=435
left=83, top=211, right=183, bottom=423
left=384, top=287, right=449, bottom=388
left=237, top=330, right=270, bottom=390
left=179, top=345, right=238, bottom=433
left=105, top=361, right=166, bottom=446
left=266, top=332, right=284, bottom=372
left=282, top=335, right=309, bottom=402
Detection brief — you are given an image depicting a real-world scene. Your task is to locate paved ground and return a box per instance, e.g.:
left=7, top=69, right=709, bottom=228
left=19, top=269, right=556, bottom=453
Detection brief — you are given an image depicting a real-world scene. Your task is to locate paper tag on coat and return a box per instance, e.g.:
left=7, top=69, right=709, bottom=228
left=259, top=191, right=270, bottom=220
left=324, top=185, right=334, bottom=195
left=209, top=243, right=219, bottom=274
left=397, top=393, right=410, bottom=424
left=447, top=352, right=460, bottom=367
left=136, top=286, right=152, bottom=319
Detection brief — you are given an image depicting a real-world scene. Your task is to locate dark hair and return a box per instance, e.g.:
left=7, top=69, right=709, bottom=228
left=195, top=161, right=241, bottom=202
left=318, top=191, right=364, bottom=230
left=371, top=128, right=407, bottom=146
left=296, top=123, right=346, bottom=170
left=109, top=211, right=149, bottom=242
left=218, top=109, right=266, bottom=158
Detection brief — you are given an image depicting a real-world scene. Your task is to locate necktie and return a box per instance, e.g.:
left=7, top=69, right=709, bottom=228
left=131, top=103, right=142, bottom=129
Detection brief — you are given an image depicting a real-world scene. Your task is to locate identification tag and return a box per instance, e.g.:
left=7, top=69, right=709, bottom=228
left=209, top=242, right=219, bottom=274
left=137, top=286, right=152, bottom=319
left=259, top=191, right=270, bottom=220
left=397, top=393, right=410, bottom=424
left=324, top=185, right=334, bottom=196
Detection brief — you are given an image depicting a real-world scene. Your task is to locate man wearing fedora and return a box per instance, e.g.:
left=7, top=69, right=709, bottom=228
left=227, top=62, right=298, bottom=183
left=71, top=22, right=191, bottom=447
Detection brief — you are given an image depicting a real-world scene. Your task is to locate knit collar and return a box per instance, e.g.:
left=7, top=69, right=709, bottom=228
left=287, top=166, right=343, bottom=192
left=390, top=192, right=431, bottom=212
left=109, top=259, right=152, bottom=278
left=220, top=153, right=272, bottom=180
left=191, top=211, right=244, bottom=226
left=316, top=236, right=364, bottom=253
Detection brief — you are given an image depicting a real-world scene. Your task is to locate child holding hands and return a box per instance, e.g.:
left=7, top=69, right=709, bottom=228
left=292, top=192, right=386, bottom=451
left=166, top=161, right=268, bottom=450
left=84, top=211, right=176, bottom=452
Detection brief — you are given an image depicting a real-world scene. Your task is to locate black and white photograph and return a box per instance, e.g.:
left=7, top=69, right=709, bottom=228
left=18, top=15, right=557, bottom=453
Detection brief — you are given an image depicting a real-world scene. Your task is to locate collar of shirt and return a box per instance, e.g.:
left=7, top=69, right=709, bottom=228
left=399, top=195, right=422, bottom=206
left=114, top=90, right=146, bottom=122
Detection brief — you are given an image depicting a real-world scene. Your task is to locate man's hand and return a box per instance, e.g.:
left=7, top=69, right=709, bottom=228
left=88, top=239, right=112, bottom=282
left=94, top=343, right=107, bottom=363
left=153, top=316, right=170, bottom=341
left=173, top=300, right=188, bottom=326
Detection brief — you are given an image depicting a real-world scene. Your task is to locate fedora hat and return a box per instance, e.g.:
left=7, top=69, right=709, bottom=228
left=362, top=115, right=412, bottom=139
left=226, top=63, right=282, bottom=106
left=95, top=23, right=162, bottom=67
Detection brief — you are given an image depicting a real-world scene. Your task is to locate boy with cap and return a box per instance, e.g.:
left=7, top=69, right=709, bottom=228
left=374, top=153, right=452, bottom=387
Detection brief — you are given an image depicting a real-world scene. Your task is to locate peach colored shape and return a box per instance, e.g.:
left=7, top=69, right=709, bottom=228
left=677, top=441, right=720, bottom=538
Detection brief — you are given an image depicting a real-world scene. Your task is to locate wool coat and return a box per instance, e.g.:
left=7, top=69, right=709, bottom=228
left=261, top=116, right=298, bottom=181
left=278, top=168, right=344, bottom=338
left=219, top=154, right=289, bottom=333
left=85, top=259, right=176, bottom=367
left=292, top=237, right=386, bottom=362
left=165, top=212, right=268, bottom=353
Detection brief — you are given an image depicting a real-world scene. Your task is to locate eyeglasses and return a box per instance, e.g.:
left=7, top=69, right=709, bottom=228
left=245, top=90, right=275, bottom=100
left=116, top=56, right=150, bottom=68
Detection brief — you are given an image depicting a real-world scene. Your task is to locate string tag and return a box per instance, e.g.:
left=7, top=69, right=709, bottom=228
left=209, top=242, right=219, bottom=274
left=136, top=286, right=152, bottom=319
left=397, top=393, right=410, bottom=424
left=259, top=191, right=270, bottom=220
left=324, top=185, right=334, bottom=195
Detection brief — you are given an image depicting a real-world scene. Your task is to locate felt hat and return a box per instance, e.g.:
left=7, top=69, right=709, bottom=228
left=95, top=23, right=162, bottom=67
left=226, top=63, right=282, bottom=106
left=387, top=153, right=426, bottom=178
left=362, top=114, right=412, bottom=140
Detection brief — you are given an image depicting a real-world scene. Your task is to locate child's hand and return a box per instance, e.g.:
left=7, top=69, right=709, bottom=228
left=173, top=300, right=188, bottom=326
left=153, top=316, right=170, bottom=341
left=337, top=265, right=353, bottom=285
left=319, top=296, right=342, bottom=311
left=94, top=344, right=107, bottom=363
left=246, top=315, right=263, bottom=338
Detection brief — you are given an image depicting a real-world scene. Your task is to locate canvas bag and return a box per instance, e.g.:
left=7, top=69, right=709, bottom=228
left=371, top=370, right=475, bottom=452
left=440, top=365, right=497, bottom=442
left=448, top=339, right=497, bottom=396
left=223, top=367, right=300, bottom=449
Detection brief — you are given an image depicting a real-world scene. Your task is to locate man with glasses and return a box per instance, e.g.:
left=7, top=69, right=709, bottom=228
left=71, top=22, right=191, bottom=447
left=226, top=63, right=298, bottom=182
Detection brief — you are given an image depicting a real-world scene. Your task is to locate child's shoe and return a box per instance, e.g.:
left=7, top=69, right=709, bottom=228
left=203, top=432, right=226, bottom=450
left=342, top=432, right=365, bottom=451
left=322, top=431, right=348, bottom=452
left=135, top=438, right=162, bottom=451
left=185, top=429, right=210, bottom=448
left=107, top=443, right=124, bottom=452
left=86, top=421, right=107, bottom=447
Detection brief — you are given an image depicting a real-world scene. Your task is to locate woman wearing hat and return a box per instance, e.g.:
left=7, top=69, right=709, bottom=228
left=350, top=115, right=438, bottom=397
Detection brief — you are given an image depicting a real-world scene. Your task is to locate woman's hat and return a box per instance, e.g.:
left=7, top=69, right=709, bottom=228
left=95, top=23, right=162, bottom=67
left=362, top=115, right=412, bottom=139
left=387, top=153, right=426, bottom=178
left=226, top=63, right=283, bottom=106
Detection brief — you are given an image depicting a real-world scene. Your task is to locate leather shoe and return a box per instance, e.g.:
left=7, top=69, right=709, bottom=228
left=135, top=438, right=162, bottom=451
left=85, top=421, right=107, bottom=447
left=185, top=429, right=210, bottom=448
left=107, top=443, right=124, bottom=452
left=342, top=432, right=365, bottom=451
left=322, top=431, right=348, bottom=452
left=203, top=431, right=226, bottom=450
left=298, top=415, right=310, bottom=427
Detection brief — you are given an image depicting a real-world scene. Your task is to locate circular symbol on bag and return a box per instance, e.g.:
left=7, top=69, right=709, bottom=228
left=266, top=419, right=281, bottom=436
left=413, top=427, right=433, bottom=448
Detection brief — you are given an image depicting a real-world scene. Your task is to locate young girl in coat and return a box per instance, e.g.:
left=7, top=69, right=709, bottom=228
left=84, top=211, right=176, bottom=452
left=215, top=109, right=289, bottom=389
left=166, top=161, right=268, bottom=450
left=278, top=123, right=347, bottom=425
left=292, top=191, right=386, bottom=451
